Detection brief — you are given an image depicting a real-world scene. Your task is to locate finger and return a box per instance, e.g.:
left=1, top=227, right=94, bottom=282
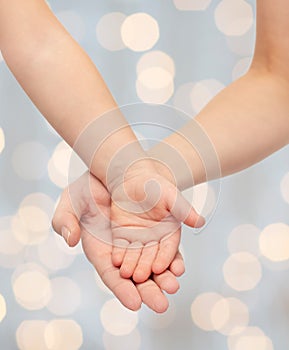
left=120, top=241, right=143, bottom=279
left=168, top=189, right=205, bottom=228
left=136, top=279, right=169, bottom=313
left=82, top=231, right=142, bottom=311
left=132, top=242, right=159, bottom=283
left=169, top=251, right=185, bottom=277
left=52, top=189, right=81, bottom=247
left=152, top=270, right=180, bottom=295
left=152, top=230, right=181, bottom=275
left=112, top=239, right=130, bottom=267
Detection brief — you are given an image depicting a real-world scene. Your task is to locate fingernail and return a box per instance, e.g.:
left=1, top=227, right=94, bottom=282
left=61, top=226, right=71, bottom=246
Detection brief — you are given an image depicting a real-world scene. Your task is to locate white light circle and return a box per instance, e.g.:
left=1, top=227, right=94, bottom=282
left=0, top=216, right=24, bottom=255
left=121, top=13, right=159, bottom=52
left=12, top=267, right=52, bottom=310
left=259, top=223, right=289, bottom=262
left=101, top=299, right=138, bottom=336
left=212, top=297, right=249, bottom=336
left=103, top=329, right=141, bottom=350
left=232, top=57, right=252, bottom=80
left=12, top=193, right=54, bottom=246
left=47, top=277, right=81, bottom=316
left=16, top=321, right=48, bottom=350
left=0, top=51, right=3, bottom=63
left=48, top=141, right=86, bottom=188
left=0, top=127, right=5, bottom=154
left=215, top=0, right=254, bottom=36
left=173, top=82, right=197, bottom=118
left=183, top=183, right=216, bottom=218
left=223, top=252, right=262, bottom=291
left=37, top=235, right=75, bottom=271
left=136, top=79, right=174, bottom=104
left=228, top=327, right=274, bottom=350
left=138, top=67, right=173, bottom=90
left=96, top=12, right=126, bottom=51
left=173, top=0, right=212, bottom=11
left=137, top=51, right=175, bottom=77
left=12, top=141, right=49, bottom=180
left=190, top=79, right=225, bottom=113
left=228, top=224, right=261, bottom=256
left=0, top=294, right=6, bottom=323
left=44, top=319, right=83, bottom=350
left=191, top=292, right=223, bottom=331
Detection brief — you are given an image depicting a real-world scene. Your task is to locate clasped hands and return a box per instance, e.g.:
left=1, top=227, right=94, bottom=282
left=52, top=157, right=204, bottom=313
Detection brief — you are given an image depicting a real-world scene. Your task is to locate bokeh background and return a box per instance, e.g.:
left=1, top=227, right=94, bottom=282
left=1, top=0, right=289, bottom=349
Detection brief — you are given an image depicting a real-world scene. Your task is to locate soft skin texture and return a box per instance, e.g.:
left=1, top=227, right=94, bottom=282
left=0, top=0, right=203, bottom=283
left=52, top=172, right=185, bottom=313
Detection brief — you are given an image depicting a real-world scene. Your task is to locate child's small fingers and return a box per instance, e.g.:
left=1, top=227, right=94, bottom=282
left=152, top=270, right=180, bottom=294
left=112, top=239, right=129, bottom=267
left=132, top=242, right=159, bottom=283
left=170, top=251, right=185, bottom=277
left=136, top=279, right=169, bottom=313
left=120, top=241, right=143, bottom=279
left=152, top=231, right=181, bottom=275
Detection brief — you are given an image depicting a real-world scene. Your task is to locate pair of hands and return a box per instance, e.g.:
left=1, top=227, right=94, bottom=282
left=52, top=168, right=204, bottom=312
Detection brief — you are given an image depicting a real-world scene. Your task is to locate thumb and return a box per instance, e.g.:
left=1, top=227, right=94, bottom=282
left=52, top=189, right=82, bottom=247
left=167, top=188, right=205, bottom=228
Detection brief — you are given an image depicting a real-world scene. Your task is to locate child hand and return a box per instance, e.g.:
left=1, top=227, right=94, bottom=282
left=110, top=163, right=205, bottom=283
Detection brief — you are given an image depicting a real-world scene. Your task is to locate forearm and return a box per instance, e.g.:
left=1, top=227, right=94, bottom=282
left=149, top=70, right=289, bottom=190
left=0, top=0, right=145, bottom=187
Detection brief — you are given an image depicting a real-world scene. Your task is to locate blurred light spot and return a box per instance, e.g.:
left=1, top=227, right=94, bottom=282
left=226, top=27, right=255, bottom=56
left=12, top=141, right=49, bottom=180
left=12, top=266, right=51, bottom=310
left=191, top=292, right=223, bottom=331
left=16, top=320, right=48, bottom=350
left=136, top=79, right=174, bottom=104
left=173, top=0, right=212, bottom=11
left=136, top=52, right=175, bottom=104
left=232, top=57, right=252, bottom=80
left=44, top=319, right=83, bottom=350
left=101, top=299, right=138, bottom=336
left=223, top=252, right=262, bottom=291
left=190, top=79, right=225, bottom=113
left=138, top=67, right=173, bottom=89
left=183, top=183, right=216, bottom=218
left=0, top=294, right=6, bottom=323
left=137, top=50, right=175, bottom=77
left=96, top=12, right=126, bottom=51
left=173, top=82, right=197, bottom=117
left=228, top=224, right=260, bottom=256
left=38, top=235, right=75, bottom=271
left=103, top=329, right=141, bottom=350
left=47, top=277, right=81, bottom=316
left=140, top=301, right=176, bottom=329
left=0, top=51, right=3, bottom=63
left=12, top=192, right=54, bottom=245
left=121, top=13, right=159, bottom=52
left=259, top=223, right=289, bottom=262
left=0, top=127, right=5, bottom=154
left=228, top=327, right=274, bottom=350
left=48, top=141, right=86, bottom=188
left=280, top=172, right=289, bottom=204
left=215, top=0, right=254, bottom=36
left=212, top=297, right=249, bottom=335
left=0, top=216, right=24, bottom=255
left=56, top=11, right=85, bottom=42
left=54, top=232, right=83, bottom=256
